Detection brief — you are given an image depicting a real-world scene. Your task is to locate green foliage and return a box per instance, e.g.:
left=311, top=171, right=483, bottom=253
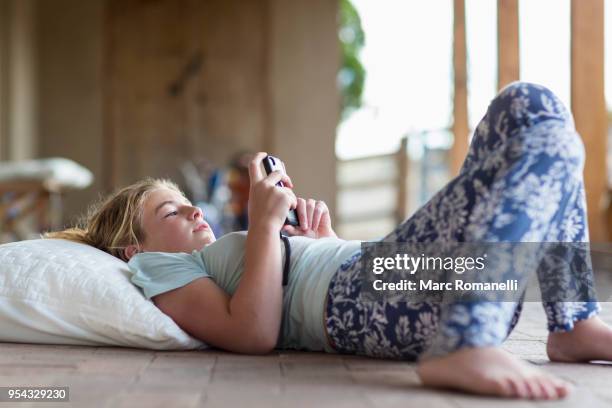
left=338, top=0, right=365, bottom=121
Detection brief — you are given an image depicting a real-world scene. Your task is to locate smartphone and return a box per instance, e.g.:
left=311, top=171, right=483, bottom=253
left=262, top=155, right=300, bottom=227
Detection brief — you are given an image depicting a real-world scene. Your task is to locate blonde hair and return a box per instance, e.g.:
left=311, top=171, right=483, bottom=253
left=44, top=178, right=186, bottom=262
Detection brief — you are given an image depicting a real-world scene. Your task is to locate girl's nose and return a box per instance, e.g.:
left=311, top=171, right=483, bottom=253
left=189, top=206, right=204, bottom=220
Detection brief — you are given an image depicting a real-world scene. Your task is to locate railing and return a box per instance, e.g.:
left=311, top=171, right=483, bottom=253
left=336, top=136, right=411, bottom=241
left=336, top=132, right=452, bottom=241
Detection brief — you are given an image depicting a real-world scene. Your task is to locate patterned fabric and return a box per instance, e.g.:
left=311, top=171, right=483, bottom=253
left=325, top=82, right=601, bottom=360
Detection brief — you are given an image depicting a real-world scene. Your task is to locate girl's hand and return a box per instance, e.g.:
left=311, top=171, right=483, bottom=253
left=282, top=198, right=337, bottom=239
left=247, top=152, right=297, bottom=232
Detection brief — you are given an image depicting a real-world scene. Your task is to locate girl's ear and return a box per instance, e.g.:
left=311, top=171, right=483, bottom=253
left=124, top=245, right=141, bottom=261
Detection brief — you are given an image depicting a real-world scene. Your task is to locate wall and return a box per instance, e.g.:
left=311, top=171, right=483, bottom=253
left=32, top=0, right=339, bottom=228
left=105, top=0, right=268, bottom=190
left=36, top=0, right=104, bottom=225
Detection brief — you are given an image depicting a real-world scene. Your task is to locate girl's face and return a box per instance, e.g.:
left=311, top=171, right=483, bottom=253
left=139, top=188, right=216, bottom=254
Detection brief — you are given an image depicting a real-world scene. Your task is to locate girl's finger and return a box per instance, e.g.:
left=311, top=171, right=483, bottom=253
left=283, top=188, right=298, bottom=209
left=306, top=199, right=315, bottom=230
left=248, top=152, right=268, bottom=184
left=296, top=198, right=307, bottom=230
left=311, top=201, right=324, bottom=231
left=285, top=175, right=293, bottom=188
left=265, top=172, right=293, bottom=189
left=282, top=224, right=299, bottom=235
left=279, top=173, right=293, bottom=187
left=265, top=170, right=285, bottom=186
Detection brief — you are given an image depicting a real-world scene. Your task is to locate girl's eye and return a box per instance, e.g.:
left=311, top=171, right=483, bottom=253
left=164, top=211, right=178, bottom=218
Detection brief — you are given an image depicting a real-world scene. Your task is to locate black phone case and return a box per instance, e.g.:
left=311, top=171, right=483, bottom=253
left=263, top=156, right=300, bottom=227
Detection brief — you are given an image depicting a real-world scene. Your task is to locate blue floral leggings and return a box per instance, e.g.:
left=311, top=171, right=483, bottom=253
left=325, top=82, right=601, bottom=360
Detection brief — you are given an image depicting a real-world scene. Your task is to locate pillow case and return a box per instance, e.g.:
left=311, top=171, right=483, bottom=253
left=0, top=238, right=206, bottom=349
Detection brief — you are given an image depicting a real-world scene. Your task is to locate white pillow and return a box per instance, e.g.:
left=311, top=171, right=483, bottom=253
left=0, top=238, right=206, bottom=350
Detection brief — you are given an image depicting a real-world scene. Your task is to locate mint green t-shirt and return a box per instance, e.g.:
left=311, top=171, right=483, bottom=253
left=127, top=231, right=361, bottom=352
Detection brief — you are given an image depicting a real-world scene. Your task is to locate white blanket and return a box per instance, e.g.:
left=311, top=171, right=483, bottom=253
left=0, top=158, right=93, bottom=189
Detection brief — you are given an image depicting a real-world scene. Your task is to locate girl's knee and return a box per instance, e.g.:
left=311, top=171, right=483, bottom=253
left=498, top=81, right=555, bottom=102
left=489, top=81, right=573, bottom=130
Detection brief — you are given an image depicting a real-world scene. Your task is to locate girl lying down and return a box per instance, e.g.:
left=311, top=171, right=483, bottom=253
left=46, top=82, right=612, bottom=400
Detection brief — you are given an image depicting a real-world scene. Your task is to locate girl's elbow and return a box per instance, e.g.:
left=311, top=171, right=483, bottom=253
left=242, top=330, right=277, bottom=354
left=248, top=343, right=275, bottom=355
left=253, top=337, right=277, bottom=355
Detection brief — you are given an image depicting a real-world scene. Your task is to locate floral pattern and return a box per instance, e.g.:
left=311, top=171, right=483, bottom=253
left=325, top=82, right=600, bottom=360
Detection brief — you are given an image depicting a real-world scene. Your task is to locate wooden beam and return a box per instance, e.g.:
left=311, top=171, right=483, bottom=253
left=497, top=0, right=520, bottom=90
left=571, top=0, right=607, bottom=241
left=451, top=0, right=469, bottom=176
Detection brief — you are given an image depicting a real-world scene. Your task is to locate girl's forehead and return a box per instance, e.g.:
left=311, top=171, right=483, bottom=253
left=147, top=188, right=190, bottom=207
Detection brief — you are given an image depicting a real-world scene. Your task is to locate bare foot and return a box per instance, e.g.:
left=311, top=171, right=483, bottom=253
left=417, top=347, right=571, bottom=399
left=547, top=316, right=612, bottom=362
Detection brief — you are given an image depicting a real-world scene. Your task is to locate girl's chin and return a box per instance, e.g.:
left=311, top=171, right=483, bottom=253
left=197, top=238, right=215, bottom=249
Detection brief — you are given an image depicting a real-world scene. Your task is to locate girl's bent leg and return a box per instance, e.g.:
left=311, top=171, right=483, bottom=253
left=327, top=82, right=594, bottom=398
left=417, top=82, right=595, bottom=398
left=327, top=82, right=586, bottom=398
left=406, top=81, right=595, bottom=358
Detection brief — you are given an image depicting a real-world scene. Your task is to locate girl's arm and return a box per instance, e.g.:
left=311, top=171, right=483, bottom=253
left=152, top=152, right=296, bottom=354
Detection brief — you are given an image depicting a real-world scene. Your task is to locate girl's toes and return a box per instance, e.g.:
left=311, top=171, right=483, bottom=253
left=537, top=377, right=557, bottom=400
left=508, top=377, right=528, bottom=398
left=524, top=378, right=540, bottom=399
left=493, top=378, right=515, bottom=398
left=552, top=378, right=572, bottom=398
